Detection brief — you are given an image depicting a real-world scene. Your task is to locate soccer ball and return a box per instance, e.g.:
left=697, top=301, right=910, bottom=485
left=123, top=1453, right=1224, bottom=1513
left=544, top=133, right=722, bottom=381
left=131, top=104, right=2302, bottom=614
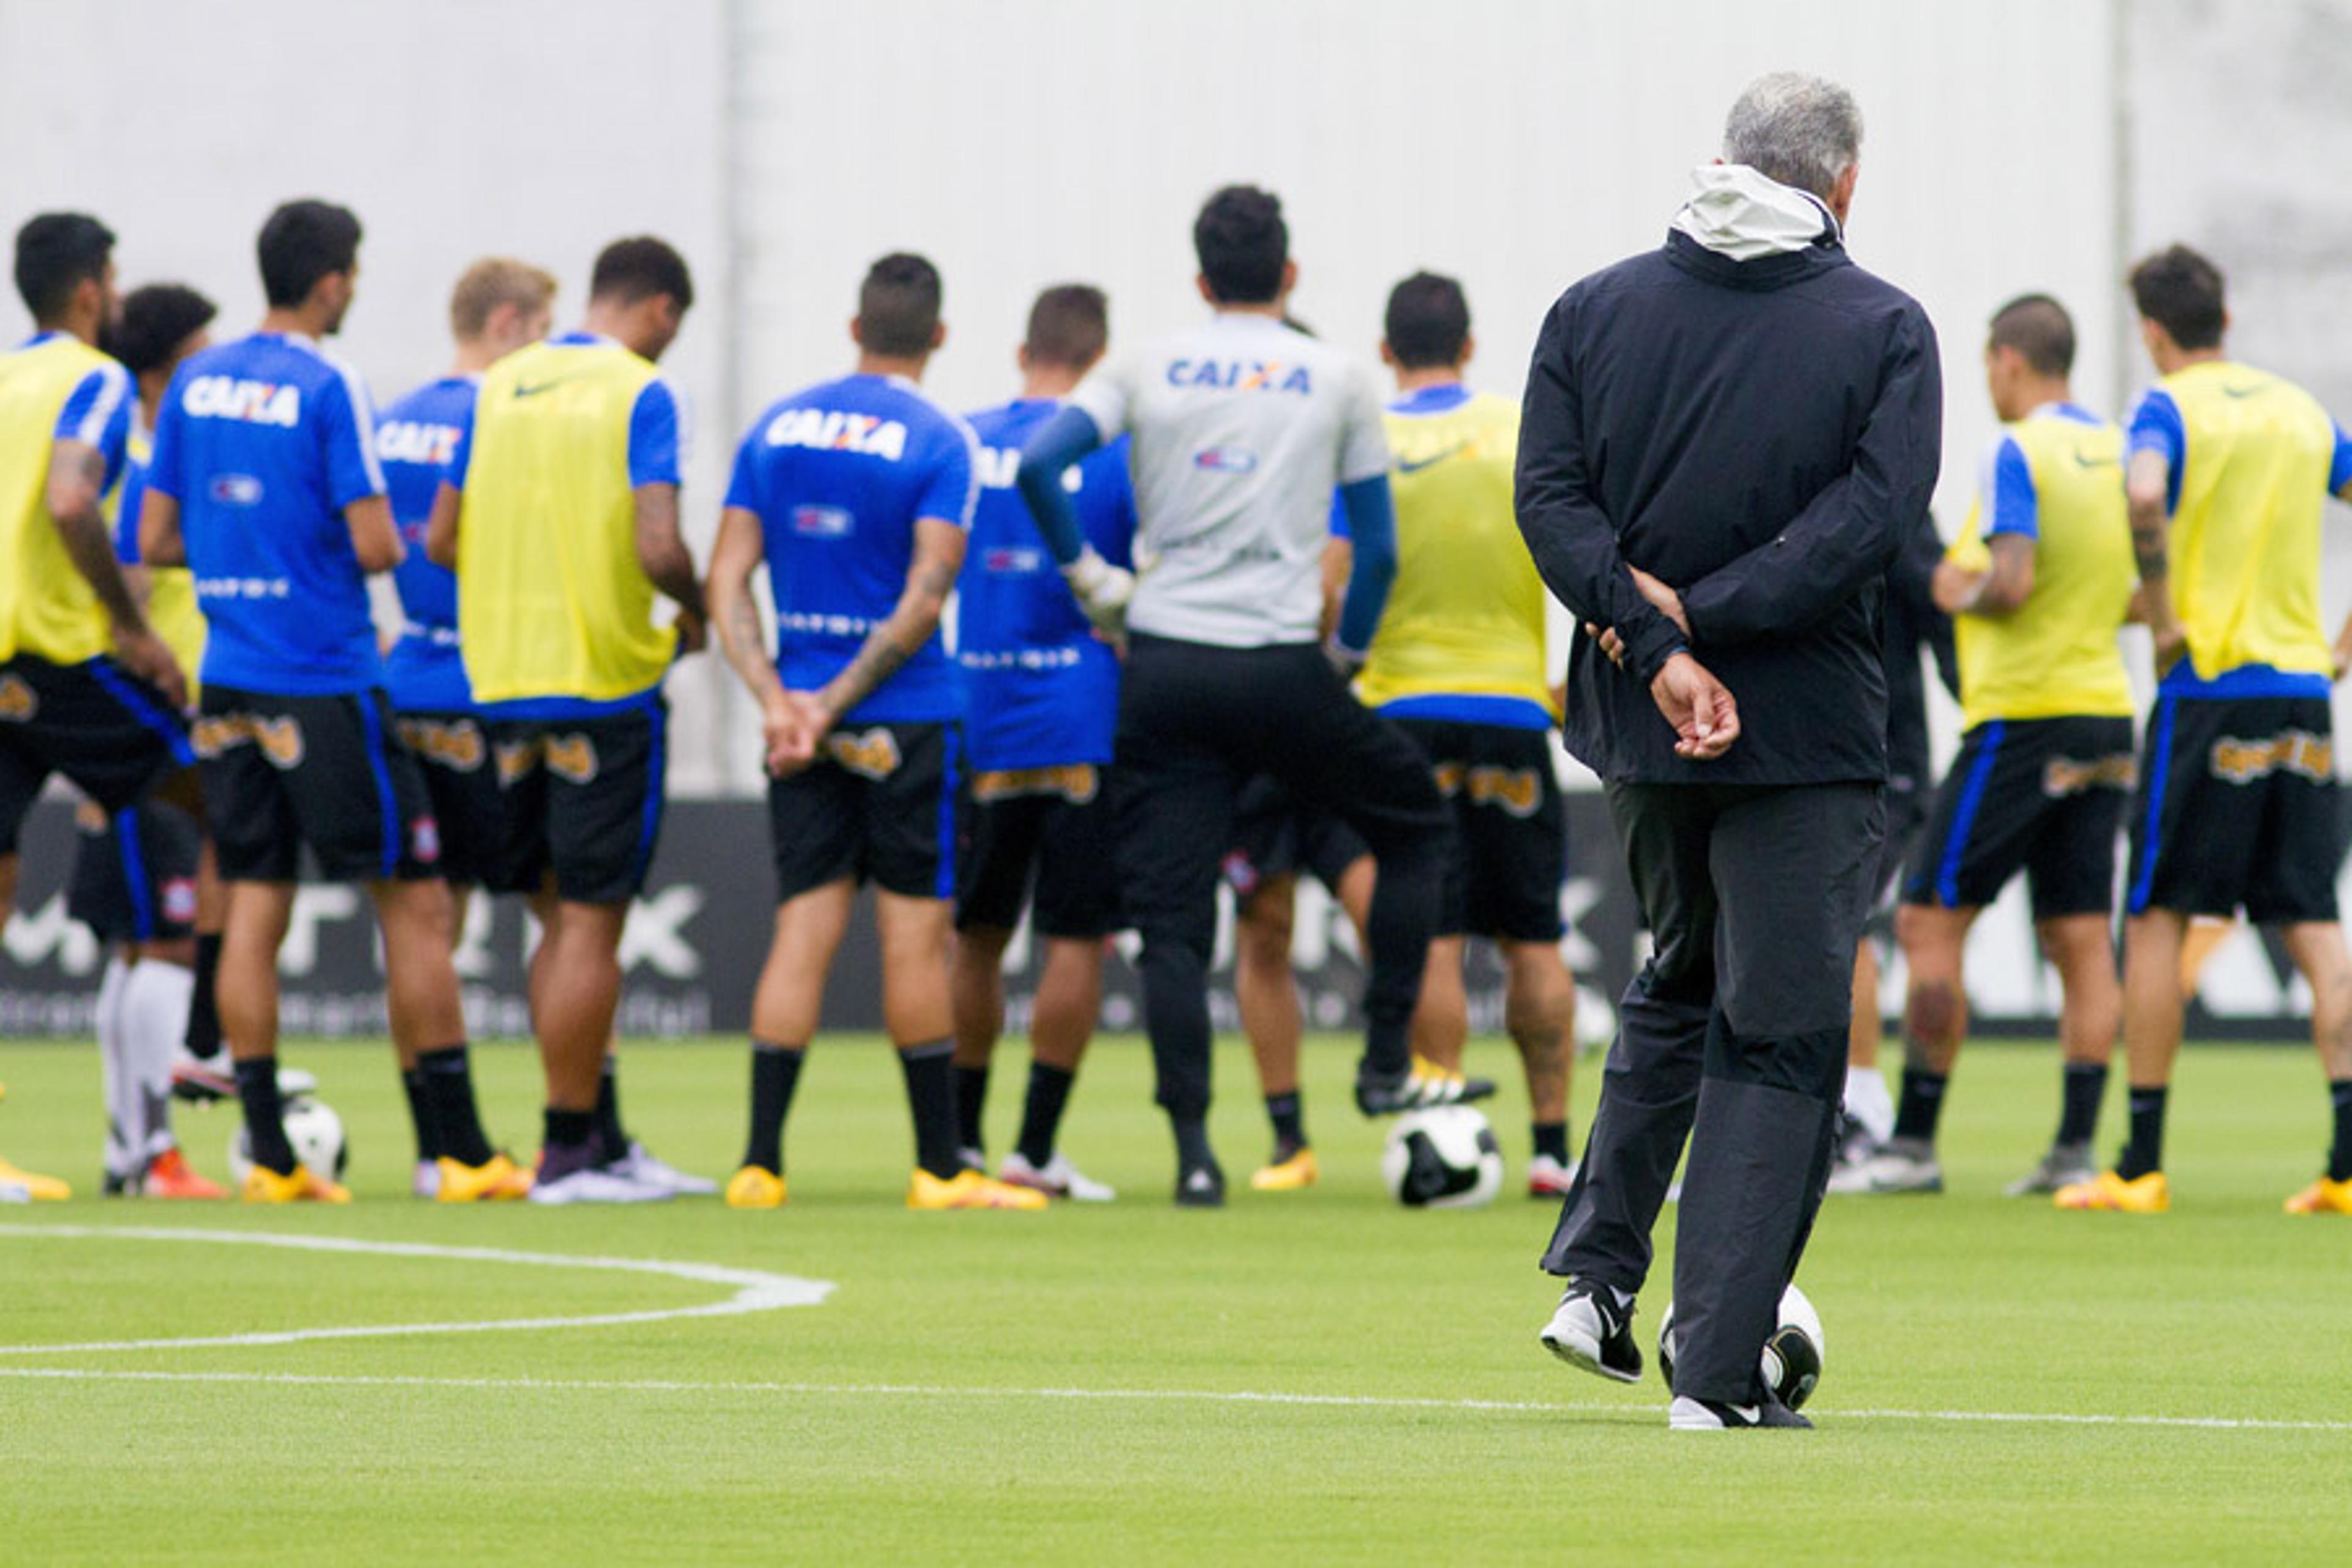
left=227, top=1098, right=349, bottom=1186
left=1657, top=1283, right=1825, bottom=1411
left=1380, top=1105, right=1503, bottom=1208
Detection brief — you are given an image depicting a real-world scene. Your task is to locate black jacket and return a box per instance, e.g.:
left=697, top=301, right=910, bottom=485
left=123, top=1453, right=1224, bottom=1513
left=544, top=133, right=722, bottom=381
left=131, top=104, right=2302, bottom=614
left=1517, top=227, right=1942, bottom=785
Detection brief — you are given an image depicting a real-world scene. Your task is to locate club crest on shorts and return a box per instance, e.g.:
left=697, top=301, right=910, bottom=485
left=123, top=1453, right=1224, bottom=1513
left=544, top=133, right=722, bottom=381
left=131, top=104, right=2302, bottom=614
left=409, top=815, right=442, bottom=865
left=826, top=727, right=902, bottom=780
left=160, top=875, right=200, bottom=927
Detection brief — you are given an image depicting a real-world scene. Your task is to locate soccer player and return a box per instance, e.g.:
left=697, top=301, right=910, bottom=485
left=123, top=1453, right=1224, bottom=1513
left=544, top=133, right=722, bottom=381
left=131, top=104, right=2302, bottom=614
left=141, top=198, right=521, bottom=1204
left=2058, top=246, right=2352, bottom=1216
left=1016, top=186, right=1466, bottom=1205
left=424, top=236, right=707, bottom=1205
left=377, top=257, right=554, bottom=1196
left=1836, top=294, right=2135, bottom=1198
left=1, top=213, right=188, bottom=1204
left=709, top=252, right=1042, bottom=1211
left=1357, top=271, right=1582, bottom=1199
left=948, top=283, right=1135, bottom=1200
left=70, top=281, right=227, bottom=1197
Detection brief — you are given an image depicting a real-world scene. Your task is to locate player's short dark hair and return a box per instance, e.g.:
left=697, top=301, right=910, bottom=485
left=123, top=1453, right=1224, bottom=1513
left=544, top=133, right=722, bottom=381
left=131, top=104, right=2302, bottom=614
left=858, top=252, right=943, bottom=358
left=13, top=212, right=115, bottom=323
left=2128, top=244, right=2226, bottom=351
left=105, top=284, right=217, bottom=375
left=1987, top=293, right=2075, bottom=378
left=1023, top=284, right=1107, bottom=370
left=590, top=236, right=695, bottom=311
left=1193, top=185, right=1288, bottom=304
left=257, top=200, right=361, bottom=309
left=1385, top=271, right=1471, bottom=370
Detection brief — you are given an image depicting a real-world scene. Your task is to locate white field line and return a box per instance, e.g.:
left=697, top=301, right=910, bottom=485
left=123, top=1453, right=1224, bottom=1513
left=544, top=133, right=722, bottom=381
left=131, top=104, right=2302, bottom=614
left=0, top=1366, right=2345, bottom=1434
left=0, top=1224, right=831, bottom=1353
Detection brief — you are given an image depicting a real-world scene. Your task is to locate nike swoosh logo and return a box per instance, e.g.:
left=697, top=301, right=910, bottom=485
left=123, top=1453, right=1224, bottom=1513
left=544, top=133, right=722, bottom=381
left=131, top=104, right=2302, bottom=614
left=2073, top=453, right=2119, bottom=471
left=1395, top=444, right=1468, bottom=475
left=2220, top=383, right=2267, bottom=400
left=1731, top=1404, right=1760, bottom=1423
left=513, top=377, right=584, bottom=399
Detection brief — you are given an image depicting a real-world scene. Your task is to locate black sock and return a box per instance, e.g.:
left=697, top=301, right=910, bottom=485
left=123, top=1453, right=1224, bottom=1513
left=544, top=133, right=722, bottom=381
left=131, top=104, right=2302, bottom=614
left=742, top=1041, right=805, bottom=1175
left=1172, top=1115, right=1216, bottom=1172
left=419, top=1044, right=494, bottom=1167
left=2328, top=1079, right=2352, bottom=1183
left=1892, top=1068, right=1948, bottom=1144
left=2116, top=1087, right=2168, bottom=1180
left=593, top=1058, right=628, bottom=1163
left=185, top=933, right=223, bottom=1060
left=541, top=1107, right=597, bottom=1181
left=953, top=1063, right=990, bottom=1154
left=899, top=1041, right=962, bottom=1180
left=401, top=1067, right=439, bottom=1164
left=1265, top=1091, right=1306, bottom=1156
left=1015, top=1063, right=1076, bottom=1168
left=1365, top=1017, right=1411, bottom=1080
left=1533, top=1120, right=1571, bottom=1164
left=234, top=1056, right=295, bottom=1176
left=2057, top=1061, right=2108, bottom=1147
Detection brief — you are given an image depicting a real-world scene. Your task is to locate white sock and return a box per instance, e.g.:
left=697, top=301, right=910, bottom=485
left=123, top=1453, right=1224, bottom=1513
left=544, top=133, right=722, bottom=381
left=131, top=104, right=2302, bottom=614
left=95, top=956, right=135, bottom=1180
left=122, top=959, right=195, bottom=1167
left=1844, top=1065, right=1894, bottom=1145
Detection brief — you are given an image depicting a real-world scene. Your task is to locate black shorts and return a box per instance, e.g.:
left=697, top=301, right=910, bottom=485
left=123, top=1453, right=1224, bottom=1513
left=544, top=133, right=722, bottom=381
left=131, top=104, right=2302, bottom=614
left=768, top=720, right=956, bottom=904
left=66, top=798, right=203, bottom=944
left=2126, top=693, right=2340, bottom=924
left=395, top=711, right=505, bottom=889
left=954, top=763, right=1122, bottom=938
left=195, top=685, right=441, bottom=884
left=1222, top=773, right=1370, bottom=903
left=1393, top=718, right=1567, bottom=943
left=489, top=702, right=667, bottom=906
left=0, top=654, right=192, bottom=856
left=1904, top=715, right=2136, bottom=921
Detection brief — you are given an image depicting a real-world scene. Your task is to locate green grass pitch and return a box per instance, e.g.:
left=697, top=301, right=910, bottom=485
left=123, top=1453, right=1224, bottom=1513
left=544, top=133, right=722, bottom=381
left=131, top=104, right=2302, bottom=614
left=2, top=1033, right=2349, bottom=1565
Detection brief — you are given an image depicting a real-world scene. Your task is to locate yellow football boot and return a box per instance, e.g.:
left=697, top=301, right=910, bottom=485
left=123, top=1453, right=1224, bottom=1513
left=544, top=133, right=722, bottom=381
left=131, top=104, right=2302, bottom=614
left=2054, top=1169, right=2170, bottom=1214
left=725, top=1165, right=788, bottom=1209
left=0, top=1155, right=70, bottom=1201
left=1250, top=1147, right=1321, bottom=1191
left=2283, top=1175, right=2352, bottom=1215
left=241, top=1163, right=350, bottom=1204
left=436, top=1152, right=533, bottom=1203
left=907, top=1168, right=1047, bottom=1210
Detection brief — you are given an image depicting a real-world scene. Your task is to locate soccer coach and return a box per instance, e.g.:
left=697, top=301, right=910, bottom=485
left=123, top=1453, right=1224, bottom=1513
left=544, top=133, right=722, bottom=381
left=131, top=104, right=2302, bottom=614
left=1518, top=74, right=1941, bottom=1429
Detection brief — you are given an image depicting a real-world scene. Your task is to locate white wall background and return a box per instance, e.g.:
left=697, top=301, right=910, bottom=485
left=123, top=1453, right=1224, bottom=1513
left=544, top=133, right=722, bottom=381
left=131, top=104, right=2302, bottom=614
left=6, top=0, right=2345, bottom=800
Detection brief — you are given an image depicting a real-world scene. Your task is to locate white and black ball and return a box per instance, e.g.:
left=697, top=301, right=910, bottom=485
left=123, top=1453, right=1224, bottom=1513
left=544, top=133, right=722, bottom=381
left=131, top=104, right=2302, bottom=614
left=1657, top=1283, right=1825, bottom=1411
left=228, top=1098, right=349, bottom=1186
left=1380, top=1105, right=1503, bottom=1208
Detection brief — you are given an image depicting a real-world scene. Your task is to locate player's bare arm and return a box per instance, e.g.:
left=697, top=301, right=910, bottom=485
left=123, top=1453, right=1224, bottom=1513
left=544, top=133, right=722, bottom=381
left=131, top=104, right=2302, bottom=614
left=51, top=437, right=184, bottom=707
left=814, top=517, right=964, bottom=728
left=632, top=481, right=705, bottom=649
left=344, top=492, right=403, bottom=573
left=2125, top=446, right=2182, bottom=666
left=1933, top=532, right=2035, bottom=617
left=707, top=504, right=805, bottom=774
left=423, top=478, right=462, bottom=568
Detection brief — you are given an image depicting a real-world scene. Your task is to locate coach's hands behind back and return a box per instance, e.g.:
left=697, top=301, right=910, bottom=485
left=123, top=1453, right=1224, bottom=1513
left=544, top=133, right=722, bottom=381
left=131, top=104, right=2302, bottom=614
left=1650, top=650, right=1739, bottom=761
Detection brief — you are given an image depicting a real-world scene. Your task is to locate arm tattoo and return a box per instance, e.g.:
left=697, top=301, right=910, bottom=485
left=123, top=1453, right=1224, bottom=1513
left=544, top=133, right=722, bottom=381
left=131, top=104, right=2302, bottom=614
left=819, top=540, right=957, bottom=718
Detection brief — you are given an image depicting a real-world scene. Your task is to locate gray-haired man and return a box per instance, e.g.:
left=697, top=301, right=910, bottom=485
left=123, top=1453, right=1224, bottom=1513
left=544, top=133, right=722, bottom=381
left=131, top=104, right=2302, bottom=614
left=1516, top=73, right=1942, bottom=1428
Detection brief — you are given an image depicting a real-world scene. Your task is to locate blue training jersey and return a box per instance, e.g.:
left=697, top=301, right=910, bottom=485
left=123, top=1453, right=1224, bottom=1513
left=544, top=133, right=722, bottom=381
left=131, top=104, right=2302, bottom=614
left=114, top=448, right=148, bottom=564
left=146, top=331, right=387, bottom=695
left=724, top=372, right=978, bottom=725
left=375, top=374, right=478, bottom=712
left=959, top=398, right=1136, bottom=769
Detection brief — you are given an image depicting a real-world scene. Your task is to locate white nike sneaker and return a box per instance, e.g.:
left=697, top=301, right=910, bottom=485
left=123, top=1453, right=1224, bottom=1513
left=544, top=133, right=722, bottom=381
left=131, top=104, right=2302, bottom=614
left=528, top=1164, right=673, bottom=1205
left=412, top=1159, right=441, bottom=1199
left=1527, top=1154, right=1579, bottom=1198
left=608, top=1140, right=718, bottom=1196
left=1000, top=1149, right=1115, bottom=1202
left=1670, top=1394, right=1811, bottom=1430
left=1827, top=1136, right=1943, bottom=1195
